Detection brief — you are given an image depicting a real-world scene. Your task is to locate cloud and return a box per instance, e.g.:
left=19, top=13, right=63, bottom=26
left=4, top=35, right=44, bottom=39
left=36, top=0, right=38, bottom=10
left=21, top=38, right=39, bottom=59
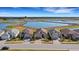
left=0, top=12, right=29, bottom=17
left=0, top=12, right=22, bottom=17
left=0, top=12, right=10, bottom=16
left=43, top=7, right=75, bottom=14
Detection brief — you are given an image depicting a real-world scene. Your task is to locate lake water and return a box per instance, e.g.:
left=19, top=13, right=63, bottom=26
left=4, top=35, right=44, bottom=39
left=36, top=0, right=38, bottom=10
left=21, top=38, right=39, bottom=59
left=0, top=23, right=9, bottom=29
left=0, top=20, right=79, bottom=29
left=24, top=22, right=69, bottom=28
left=47, top=20, right=79, bottom=24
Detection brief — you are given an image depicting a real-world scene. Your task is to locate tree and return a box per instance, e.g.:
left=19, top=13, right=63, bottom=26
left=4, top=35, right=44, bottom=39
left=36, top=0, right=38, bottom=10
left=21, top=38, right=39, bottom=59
left=24, top=16, right=27, bottom=21
left=25, top=16, right=27, bottom=19
left=3, top=18, right=7, bottom=21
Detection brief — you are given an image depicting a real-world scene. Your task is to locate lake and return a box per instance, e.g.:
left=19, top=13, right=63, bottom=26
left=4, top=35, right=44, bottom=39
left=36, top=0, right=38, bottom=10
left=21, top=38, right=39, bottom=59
left=24, top=22, right=69, bottom=28
left=0, top=23, right=9, bottom=29
left=0, top=20, right=79, bottom=29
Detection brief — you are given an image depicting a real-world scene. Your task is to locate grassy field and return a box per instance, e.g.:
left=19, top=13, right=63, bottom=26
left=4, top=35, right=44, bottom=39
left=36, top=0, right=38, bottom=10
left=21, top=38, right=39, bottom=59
left=55, top=25, right=79, bottom=31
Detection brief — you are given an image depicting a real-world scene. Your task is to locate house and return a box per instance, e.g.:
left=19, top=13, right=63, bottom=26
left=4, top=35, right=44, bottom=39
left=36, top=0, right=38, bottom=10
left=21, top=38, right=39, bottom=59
left=47, top=29, right=61, bottom=40
left=0, top=32, right=10, bottom=40
left=60, top=28, right=71, bottom=39
left=19, top=28, right=32, bottom=41
left=7, top=28, right=20, bottom=39
left=0, top=30, right=5, bottom=40
left=0, top=28, right=20, bottom=40
left=33, top=28, right=47, bottom=40
left=60, top=28, right=79, bottom=41
left=0, top=30, right=5, bottom=36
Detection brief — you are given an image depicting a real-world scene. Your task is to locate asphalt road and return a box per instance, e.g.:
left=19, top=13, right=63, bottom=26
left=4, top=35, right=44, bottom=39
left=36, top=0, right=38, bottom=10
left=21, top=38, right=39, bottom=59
left=0, top=40, right=79, bottom=51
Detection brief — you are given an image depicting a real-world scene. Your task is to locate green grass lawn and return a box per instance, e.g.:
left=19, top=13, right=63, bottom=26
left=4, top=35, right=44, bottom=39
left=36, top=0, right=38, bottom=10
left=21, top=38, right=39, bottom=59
left=55, top=25, right=79, bottom=31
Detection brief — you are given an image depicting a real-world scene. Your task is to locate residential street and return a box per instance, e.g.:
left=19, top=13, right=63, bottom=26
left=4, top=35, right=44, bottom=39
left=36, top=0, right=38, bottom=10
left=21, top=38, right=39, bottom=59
left=0, top=40, right=79, bottom=51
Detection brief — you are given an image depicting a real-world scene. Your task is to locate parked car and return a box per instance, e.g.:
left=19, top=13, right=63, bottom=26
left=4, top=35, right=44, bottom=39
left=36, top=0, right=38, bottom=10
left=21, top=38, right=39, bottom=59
left=1, top=46, right=9, bottom=50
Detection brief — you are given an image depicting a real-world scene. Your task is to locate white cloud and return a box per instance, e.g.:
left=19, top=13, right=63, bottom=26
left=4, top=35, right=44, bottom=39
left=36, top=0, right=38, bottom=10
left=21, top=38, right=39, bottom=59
left=0, top=12, right=22, bottom=17
left=0, top=12, right=10, bottom=16
left=44, top=7, right=75, bottom=13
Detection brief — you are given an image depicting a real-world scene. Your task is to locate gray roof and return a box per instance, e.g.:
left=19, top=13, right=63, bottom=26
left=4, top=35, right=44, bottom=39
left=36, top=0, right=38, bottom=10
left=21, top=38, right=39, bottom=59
left=0, top=30, right=4, bottom=34
left=48, top=29, right=60, bottom=40
left=33, top=28, right=47, bottom=39
left=0, top=30, right=5, bottom=37
left=7, top=28, right=20, bottom=38
left=19, top=29, right=32, bottom=40
left=0, top=33, right=10, bottom=40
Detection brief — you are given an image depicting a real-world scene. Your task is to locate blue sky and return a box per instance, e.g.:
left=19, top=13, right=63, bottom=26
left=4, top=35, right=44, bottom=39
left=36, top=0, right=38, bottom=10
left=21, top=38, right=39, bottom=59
left=0, top=7, right=79, bottom=17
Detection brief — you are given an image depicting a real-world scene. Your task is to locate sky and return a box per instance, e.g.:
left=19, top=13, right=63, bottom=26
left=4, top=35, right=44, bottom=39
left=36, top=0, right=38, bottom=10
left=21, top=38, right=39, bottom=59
left=0, top=7, right=79, bottom=17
